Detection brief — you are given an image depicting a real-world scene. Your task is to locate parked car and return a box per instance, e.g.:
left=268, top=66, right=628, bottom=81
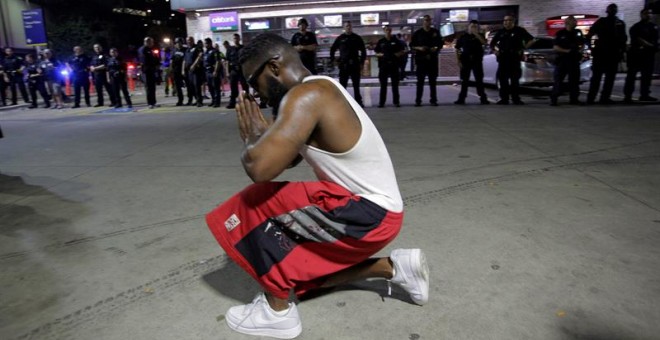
left=482, top=37, right=592, bottom=87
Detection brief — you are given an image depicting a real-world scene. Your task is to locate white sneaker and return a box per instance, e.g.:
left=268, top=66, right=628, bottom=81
left=389, top=248, right=430, bottom=305
left=225, top=292, right=302, bottom=339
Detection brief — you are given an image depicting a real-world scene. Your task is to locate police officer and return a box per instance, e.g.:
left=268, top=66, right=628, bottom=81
left=454, top=20, right=489, bottom=105
left=107, top=47, right=133, bottom=108
left=171, top=37, right=186, bottom=106
left=586, top=3, right=627, bottom=105
left=490, top=15, right=535, bottom=105
left=226, top=33, right=249, bottom=109
left=3, top=47, right=30, bottom=105
left=375, top=25, right=406, bottom=108
left=182, top=37, right=200, bottom=106
left=40, top=49, right=64, bottom=109
left=203, top=37, right=223, bottom=108
left=624, top=8, right=659, bottom=103
left=138, top=36, right=160, bottom=109
left=410, top=15, right=443, bottom=107
left=396, top=33, right=410, bottom=80
left=25, top=53, right=50, bottom=109
left=0, top=58, right=7, bottom=106
left=550, top=16, right=586, bottom=106
left=90, top=44, right=115, bottom=107
left=291, top=18, right=318, bottom=75
left=188, top=40, right=206, bottom=107
left=67, top=46, right=91, bottom=108
left=330, top=21, right=367, bottom=107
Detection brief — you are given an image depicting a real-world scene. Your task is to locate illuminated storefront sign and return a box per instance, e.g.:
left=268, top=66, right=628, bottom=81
left=210, top=11, right=238, bottom=31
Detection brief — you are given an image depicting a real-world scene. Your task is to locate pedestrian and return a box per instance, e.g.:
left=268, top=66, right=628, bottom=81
left=490, top=15, right=535, bottom=105
left=182, top=37, right=201, bottom=106
left=291, top=18, right=318, bottom=74
left=161, top=46, right=173, bottom=97
left=171, top=37, right=186, bottom=106
left=330, top=21, right=367, bottom=107
left=90, top=44, right=115, bottom=107
left=67, top=46, right=91, bottom=108
left=3, top=47, right=30, bottom=105
left=550, top=16, right=586, bottom=106
left=138, top=37, right=160, bottom=109
left=623, top=8, right=658, bottom=103
left=225, top=33, right=249, bottom=109
left=25, top=53, right=50, bottom=109
left=410, top=15, right=443, bottom=107
left=396, top=33, right=409, bottom=80
left=203, top=37, right=223, bottom=107
left=207, top=32, right=428, bottom=339
left=454, top=20, right=489, bottom=105
left=40, top=49, right=64, bottom=109
left=586, top=3, right=627, bottom=105
left=375, top=25, right=406, bottom=108
left=107, top=48, right=132, bottom=108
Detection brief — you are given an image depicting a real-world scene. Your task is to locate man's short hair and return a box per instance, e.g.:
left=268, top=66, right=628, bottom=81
left=204, top=37, right=212, bottom=44
left=469, top=20, right=479, bottom=25
left=298, top=18, right=309, bottom=27
left=239, top=33, right=291, bottom=66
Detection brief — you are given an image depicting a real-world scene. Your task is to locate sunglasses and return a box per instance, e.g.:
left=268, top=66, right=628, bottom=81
left=247, top=55, right=279, bottom=90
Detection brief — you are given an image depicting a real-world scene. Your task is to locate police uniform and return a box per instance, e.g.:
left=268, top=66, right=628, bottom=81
left=26, top=58, right=50, bottom=108
left=624, top=18, right=659, bottom=102
left=138, top=45, right=160, bottom=106
left=107, top=55, right=132, bottom=108
left=291, top=31, right=318, bottom=74
left=586, top=15, right=627, bottom=104
left=183, top=44, right=199, bottom=105
left=91, top=51, right=115, bottom=106
left=68, top=53, right=91, bottom=107
left=330, top=32, right=366, bottom=106
left=410, top=26, right=443, bottom=106
left=0, top=61, right=7, bottom=106
left=490, top=26, right=534, bottom=104
left=3, top=53, right=30, bottom=105
left=455, top=31, right=488, bottom=104
left=550, top=28, right=585, bottom=105
left=226, top=44, right=248, bottom=109
left=171, top=44, right=186, bottom=106
left=374, top=35, right=405, bottom=107
left=203, top=46, right=223, bottom=107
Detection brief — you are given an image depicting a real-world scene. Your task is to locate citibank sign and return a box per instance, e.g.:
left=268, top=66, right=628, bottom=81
left=210, top=12, right=238, bottom=31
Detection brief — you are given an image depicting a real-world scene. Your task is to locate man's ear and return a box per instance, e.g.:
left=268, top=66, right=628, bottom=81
left=269, top=58, right=281, bottom=77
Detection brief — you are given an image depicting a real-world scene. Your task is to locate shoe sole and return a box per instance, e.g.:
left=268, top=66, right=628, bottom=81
left=226, top=318, right=302, bottom=339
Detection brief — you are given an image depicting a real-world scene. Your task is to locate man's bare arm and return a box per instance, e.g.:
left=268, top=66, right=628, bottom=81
left=237, top=84, right=322, bottom=182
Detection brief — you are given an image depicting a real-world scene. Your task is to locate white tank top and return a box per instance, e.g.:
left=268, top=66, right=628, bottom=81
left=299, top=75, right=403, bottom=212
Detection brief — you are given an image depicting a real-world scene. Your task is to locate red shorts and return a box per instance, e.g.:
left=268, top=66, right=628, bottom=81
left=206, top=181, right=403, bottom=298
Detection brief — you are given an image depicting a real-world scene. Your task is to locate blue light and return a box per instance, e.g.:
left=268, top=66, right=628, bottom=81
left=60, top=69, right=69, bottom=76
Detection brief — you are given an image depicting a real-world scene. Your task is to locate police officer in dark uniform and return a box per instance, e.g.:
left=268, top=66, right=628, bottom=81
left=454, top=20, right=489, bottom=105
left=330, top=21, right=367, bottom=106
left=188, top=40, right=206, bottom=107
left=171, top=37, right=186, bottom=106
left=550, top=16, right=586, bottom=106
left=291, top=18, right=318, bottom=75
left=138, top=36, right=160, bottom=108
left=226, top=33, right=249, bottom=109
left=25, top=53, right=50, bottom=108
left=375, top=25, right=405, bottom=108
left=624, top=8, right=659, bottom=103
left=586, top=3, right=627, bottom=105
left=3, top=47, right=30, bottom=105
left=182, top=37, right=200, bottom=106
left=490, top=15, right=535, bottom=105
left=410, top=15, right=443, bottom=107
left=67, top=46, right=91, bottom=108
left=203, top=37, right=223, bottom=108
left=90, top=44, right=115, bottom=107
left=0, top=58, right=7, bottom=106
left=107, top=47, right=132, bottom=108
